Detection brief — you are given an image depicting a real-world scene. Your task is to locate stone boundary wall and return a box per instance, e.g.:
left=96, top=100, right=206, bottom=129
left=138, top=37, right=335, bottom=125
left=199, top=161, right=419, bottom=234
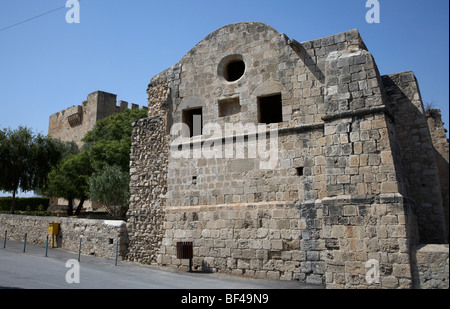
left=0, top=214, right=128, bottom=260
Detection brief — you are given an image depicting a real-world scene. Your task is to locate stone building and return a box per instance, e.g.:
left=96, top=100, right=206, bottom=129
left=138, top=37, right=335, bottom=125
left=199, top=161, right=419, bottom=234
left=49, top=90, right=145, bottom=148
left=126, top=22, right=449, bottom=288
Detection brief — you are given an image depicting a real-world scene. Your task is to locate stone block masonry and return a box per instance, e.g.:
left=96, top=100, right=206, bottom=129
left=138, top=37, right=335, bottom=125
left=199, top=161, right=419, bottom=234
left=321, top=194, right=417, bottom=288
left=160, top=202, right=324, bottom=283
left=126, top=22, right=449, bottom=288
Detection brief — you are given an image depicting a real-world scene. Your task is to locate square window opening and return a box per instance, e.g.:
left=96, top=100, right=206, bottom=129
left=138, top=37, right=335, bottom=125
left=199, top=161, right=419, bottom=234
left=182, top=108, right=203, bottom=137
left=258, top=94, right=283, bottom=124
left=219, top=97, right=241, bottom=117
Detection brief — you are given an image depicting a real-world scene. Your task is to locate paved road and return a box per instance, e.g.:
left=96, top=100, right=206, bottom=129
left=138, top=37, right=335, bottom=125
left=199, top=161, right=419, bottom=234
left=0, top=240, right=322, bottom=289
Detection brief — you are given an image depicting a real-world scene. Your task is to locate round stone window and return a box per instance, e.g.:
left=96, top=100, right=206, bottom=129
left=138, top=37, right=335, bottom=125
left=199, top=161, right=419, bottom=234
left=218, top=55, right=245, bottom=82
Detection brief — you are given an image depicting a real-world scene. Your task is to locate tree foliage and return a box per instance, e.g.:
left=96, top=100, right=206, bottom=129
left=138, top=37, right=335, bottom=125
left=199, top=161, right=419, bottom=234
left=83, top=108, right=147, bottom=145
left=0, top=126, right=64, bottom=213
left=88, top=164, right=130, bottom=217
left=82, top=108, right=147, bottom=172
left=43, top=108, right=146, bottom=216
left=45, top=151, right=93, bottom=216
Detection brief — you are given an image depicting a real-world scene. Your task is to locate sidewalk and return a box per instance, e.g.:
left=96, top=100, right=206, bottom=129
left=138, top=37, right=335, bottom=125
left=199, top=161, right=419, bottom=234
left=0, top=240, right=323, bottom=289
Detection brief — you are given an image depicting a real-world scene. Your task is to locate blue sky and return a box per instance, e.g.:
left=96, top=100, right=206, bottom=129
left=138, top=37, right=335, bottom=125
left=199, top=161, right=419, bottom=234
left=0, top=0, right=448, bottom=196
left=0, top=0, right=448, bottom=135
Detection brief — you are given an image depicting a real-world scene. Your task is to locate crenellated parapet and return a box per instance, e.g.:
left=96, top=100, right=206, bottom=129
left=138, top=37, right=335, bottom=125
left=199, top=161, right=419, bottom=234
left=48, top=90, right=147, bottom=148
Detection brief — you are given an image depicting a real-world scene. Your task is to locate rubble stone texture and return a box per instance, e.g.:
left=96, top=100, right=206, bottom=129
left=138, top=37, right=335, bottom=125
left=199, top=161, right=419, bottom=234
left=126, top=22, right=449, bottom=288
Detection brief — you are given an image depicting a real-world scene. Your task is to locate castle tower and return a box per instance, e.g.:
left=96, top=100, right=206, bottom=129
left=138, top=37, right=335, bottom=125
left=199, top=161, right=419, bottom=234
left=49, top=91, right=132, bottom=148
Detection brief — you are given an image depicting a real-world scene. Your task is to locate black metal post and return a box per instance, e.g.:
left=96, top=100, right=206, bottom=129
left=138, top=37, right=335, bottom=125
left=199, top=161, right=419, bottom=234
left=45, top=235, right=49, bottom=257
left=23, top=233, right=27, bottom=253
left=77, top=236, right=82, bottom=262
left=3, top=230, right=6, bottom=248
left=115, top=238, right=119, bottom=266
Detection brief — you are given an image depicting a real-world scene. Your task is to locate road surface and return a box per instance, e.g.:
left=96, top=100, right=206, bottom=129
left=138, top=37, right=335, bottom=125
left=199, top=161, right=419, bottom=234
left=0, top=240, right=322, bottom=290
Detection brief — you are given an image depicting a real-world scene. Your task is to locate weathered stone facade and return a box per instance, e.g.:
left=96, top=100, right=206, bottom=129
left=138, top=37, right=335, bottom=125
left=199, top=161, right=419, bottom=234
left=126, top=22, right=449, bottom=288
left=382, top=73, right=447, bottom=244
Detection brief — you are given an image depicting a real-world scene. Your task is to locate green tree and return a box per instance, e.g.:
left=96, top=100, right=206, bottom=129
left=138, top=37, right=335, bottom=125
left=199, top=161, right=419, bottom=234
left=82, top=108, right=147, bottom=172
left=31, top=134, right=68, bottom=190
left=87, top=139, right=131, bottom=172
left=43, top=108, right=146, bottom=217
left=59, top=140, right=80, bottom=158
left=0, top=126, right=63, bottom=214
left=45, top=151, right=93, bottom=216
left=88, top=164, right=130, bottom=217
left=81, top=108, right=146, bottom=217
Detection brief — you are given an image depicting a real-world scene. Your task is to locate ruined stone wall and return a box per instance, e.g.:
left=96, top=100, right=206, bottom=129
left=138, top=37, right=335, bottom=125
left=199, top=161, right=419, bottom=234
left=126, top=116, right=168, bottom=264
left=125, top=67, right=172, bottom=263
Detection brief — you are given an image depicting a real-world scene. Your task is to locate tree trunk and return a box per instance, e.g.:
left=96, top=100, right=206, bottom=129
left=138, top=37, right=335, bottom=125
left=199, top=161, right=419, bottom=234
left=67, top=199, right=74, bottom=216
left=10, top=190, right=16, bottom=214
left=75, top=198, right=85, bottom=216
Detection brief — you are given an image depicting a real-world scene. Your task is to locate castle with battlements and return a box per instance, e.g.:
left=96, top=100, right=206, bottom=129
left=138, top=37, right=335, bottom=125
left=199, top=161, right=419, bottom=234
left=49, top=90, right=147, bottom=149
left=48, top=90, right=147, bottom=210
